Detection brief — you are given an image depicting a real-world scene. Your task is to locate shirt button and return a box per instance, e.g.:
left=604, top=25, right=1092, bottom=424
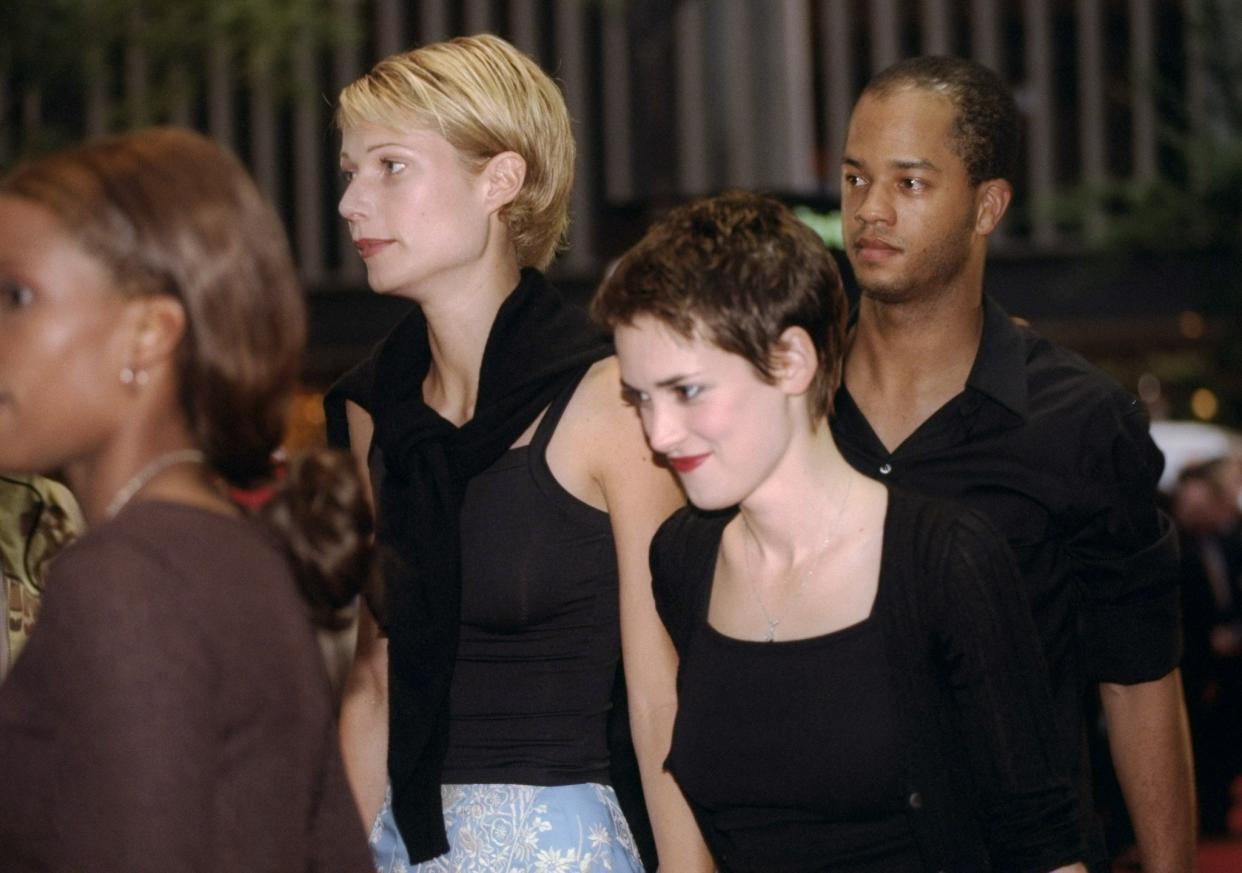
left=879, top=463, right=893, bottom=475
left=907, top=791, right=923, bottom=809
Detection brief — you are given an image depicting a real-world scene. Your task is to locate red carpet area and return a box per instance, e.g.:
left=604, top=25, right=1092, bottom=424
left=1198, top=840, right=1242, bottom=873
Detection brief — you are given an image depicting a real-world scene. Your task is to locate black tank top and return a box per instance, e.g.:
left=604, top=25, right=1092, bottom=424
left=442, top=375, right=619, bottom=786
left=668, top=618, right=921, bottom=872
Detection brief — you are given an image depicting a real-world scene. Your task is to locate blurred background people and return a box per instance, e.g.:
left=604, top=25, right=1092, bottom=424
left=1174, top=457, right=1242, bottom=837
left=0, top=127, right=373, bottom=871
left=0, top=473, right=82, bottom=683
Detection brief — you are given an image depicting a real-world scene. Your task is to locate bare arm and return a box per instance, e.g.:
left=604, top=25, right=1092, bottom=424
left=591, top=372, right=714, bottom=872
left=1100, top=670, right=1197, bottom=873
left=337, top=399, right=390, bottom=829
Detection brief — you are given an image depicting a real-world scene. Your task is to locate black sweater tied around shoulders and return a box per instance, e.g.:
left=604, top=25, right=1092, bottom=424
left=323, top=268, right=612, bottom=860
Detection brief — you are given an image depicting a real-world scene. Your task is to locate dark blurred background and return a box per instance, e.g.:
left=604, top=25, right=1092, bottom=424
left=3, top=1, right=1240, bottom=445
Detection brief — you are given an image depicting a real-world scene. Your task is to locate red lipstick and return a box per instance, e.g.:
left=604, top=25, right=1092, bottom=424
left=667, top=454, right=709, bottom=474
left=354, top=239, right=391, bottom=259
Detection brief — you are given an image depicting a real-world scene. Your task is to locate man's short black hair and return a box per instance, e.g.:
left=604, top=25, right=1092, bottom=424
left=863, top=55, right=1019, bottom=186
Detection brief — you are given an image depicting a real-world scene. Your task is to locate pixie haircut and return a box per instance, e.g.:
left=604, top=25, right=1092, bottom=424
left=1, top=127, right=305, bottom=487
left=592, top=191, right=847, bottom=423
left=337, top=34, right=575, bottom=270
left=863, top=55, right=1018, bottom=186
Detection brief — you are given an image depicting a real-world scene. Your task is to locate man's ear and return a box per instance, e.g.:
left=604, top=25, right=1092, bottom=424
left=773, top=326, right=818, bottom=397
left=127, top=294, right=187, bottom=370
left=482, top=151, right=527, bottom=212
left=975, top=178, right=1013, bottom=236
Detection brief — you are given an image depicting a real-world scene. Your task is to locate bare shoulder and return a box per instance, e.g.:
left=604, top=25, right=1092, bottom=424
left=567, top=356, right=656, bottom=467
left=546, top=356, right=668, bottom=511
left=562, top=356, right=621, bottom=413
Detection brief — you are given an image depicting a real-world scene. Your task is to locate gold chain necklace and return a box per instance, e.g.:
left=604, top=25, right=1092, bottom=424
left=739, top=472, right=854, bottom=642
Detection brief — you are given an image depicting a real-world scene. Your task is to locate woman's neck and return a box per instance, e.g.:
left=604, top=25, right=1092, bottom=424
left=738, top=426, right=861, bottom=560
left=67, top=415, right=213, bottom=526
left=418, top=259, right=523, bottom=426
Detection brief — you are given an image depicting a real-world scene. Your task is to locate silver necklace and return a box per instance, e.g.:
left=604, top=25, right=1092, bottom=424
left=104, top=449, right=206, bottom=520
left=739, top=472, right=854, bottom=642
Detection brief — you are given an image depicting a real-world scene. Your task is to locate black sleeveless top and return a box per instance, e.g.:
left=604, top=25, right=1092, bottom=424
left=441, top=375, right=620, bottom=786
left=653, top=495, right=1087, bottom=872
left=668, top=617, right=921, bottom=872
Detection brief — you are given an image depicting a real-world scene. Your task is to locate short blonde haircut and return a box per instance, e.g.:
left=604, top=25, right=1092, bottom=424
left=337, top=34, right=575, bottom=270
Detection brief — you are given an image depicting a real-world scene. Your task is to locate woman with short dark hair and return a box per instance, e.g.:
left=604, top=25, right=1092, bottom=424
left=593, top=190, right=1088, bottom=873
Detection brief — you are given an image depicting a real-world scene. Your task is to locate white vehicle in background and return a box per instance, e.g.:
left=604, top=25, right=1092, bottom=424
left=1150, top=420, right=1242, bottom=497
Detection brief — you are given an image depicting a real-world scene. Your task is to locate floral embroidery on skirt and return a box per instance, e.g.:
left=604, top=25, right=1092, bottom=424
left=370, top=782, right=643, bottom=873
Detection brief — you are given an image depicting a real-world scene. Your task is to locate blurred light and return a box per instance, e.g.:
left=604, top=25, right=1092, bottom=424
left=1179, top=310, right=1205, bottom=340
left=793, top=206, right=844, bottom=250
left=283, top=389, right=328, bottom=452
left=1137, top=372, right=1162, bottom=404
left=1190, top=387, right=1219, bottom=421
left=298, top=393, right=326, bottom=425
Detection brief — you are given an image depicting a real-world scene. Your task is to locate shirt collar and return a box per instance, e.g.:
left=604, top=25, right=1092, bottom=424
left=964, top=295, right=1030, bottom=420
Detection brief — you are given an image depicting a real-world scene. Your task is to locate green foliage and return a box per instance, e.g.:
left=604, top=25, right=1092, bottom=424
left=0, top=0, right=78, bottom=73
left=1, top=0, right=358, bottom=160
left=1196, top=0, right=1242, bottom=133
left=4, top=0, right=358, bottom=76
left=1050, top=0, right=1242, bottom=259
left=1067, top=137, right=1242, bottom=257
left=1046, top=0, right=1242, bottom=425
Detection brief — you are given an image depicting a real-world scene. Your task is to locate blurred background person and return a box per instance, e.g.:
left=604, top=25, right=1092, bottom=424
left=1174, top=457, right=1242, bottom=837
left=0, top=127, right=373, bottom=871
left=0, top=473, right=82, bottom=683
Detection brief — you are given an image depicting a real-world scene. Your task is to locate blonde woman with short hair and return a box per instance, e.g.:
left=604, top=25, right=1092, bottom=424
left=327, top=35, right=710, bottom=872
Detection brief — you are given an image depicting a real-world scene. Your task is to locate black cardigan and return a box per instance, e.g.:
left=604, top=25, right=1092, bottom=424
left=651, top=488, right=1085, bottom=873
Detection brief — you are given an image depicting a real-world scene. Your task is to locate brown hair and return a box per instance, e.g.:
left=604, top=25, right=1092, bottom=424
left=591, top=190, right=848, bottom=423
left=257, top=451, right=375, bottom=630
left=2, top=127, right=301, bottom=485
left=1, top=127, right=371, bottom=628
left=337, top=34, right=575, bottom=270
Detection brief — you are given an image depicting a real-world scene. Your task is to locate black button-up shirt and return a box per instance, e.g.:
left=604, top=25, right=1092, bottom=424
left=832, top=296, right=1181, bottom=868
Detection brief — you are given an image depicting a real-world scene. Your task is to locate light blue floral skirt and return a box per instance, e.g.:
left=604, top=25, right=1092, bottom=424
left=370, top=782, right=644, bottom=873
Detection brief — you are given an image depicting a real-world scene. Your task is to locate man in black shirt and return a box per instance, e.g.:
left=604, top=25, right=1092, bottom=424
left=831, top=56, right=1194, bottom=872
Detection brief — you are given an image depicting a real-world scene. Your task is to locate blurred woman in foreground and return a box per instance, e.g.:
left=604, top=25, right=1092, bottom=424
left=0, top=127, right=372, bottom=872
